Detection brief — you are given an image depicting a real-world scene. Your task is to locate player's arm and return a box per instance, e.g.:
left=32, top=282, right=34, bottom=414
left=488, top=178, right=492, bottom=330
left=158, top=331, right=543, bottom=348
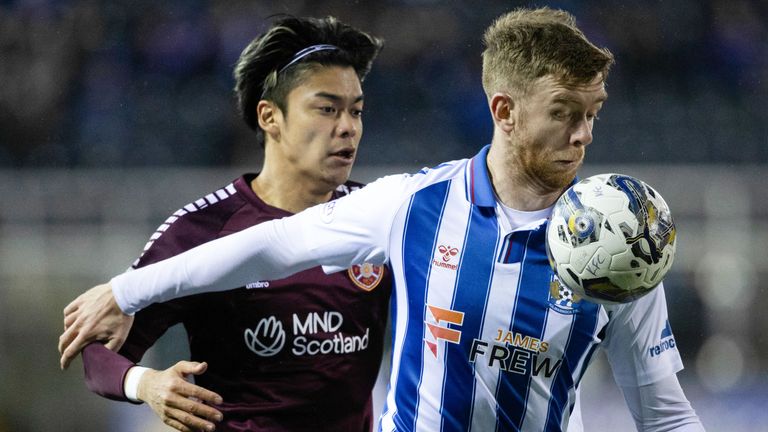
left=602, top=285, right=704, bottom=429
left=620, top=374, right=704, bottom=431
left=59, top=174, right=412, bottom=367
left=82, top=343, right=223, bottom=432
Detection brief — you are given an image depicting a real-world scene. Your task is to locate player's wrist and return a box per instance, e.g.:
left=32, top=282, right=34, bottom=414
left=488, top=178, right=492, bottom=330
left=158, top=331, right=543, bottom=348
left=124, top=366, right=151, bottom=402
left=109, top=277, right=136, bottom=316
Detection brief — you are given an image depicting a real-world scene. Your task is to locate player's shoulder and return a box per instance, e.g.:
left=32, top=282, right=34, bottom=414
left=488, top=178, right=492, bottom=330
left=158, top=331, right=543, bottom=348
left=413, top=158, right=469, bottom=183
left=160, top=176, right=249, bottom=228
left=370, top=157, right=469, bottom=193
left=132, top=175, right=251, bottom=267
left=333, top=159, right=469, bottom=208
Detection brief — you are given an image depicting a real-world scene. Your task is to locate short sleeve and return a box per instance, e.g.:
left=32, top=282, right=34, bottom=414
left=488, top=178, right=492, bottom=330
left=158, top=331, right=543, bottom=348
left=602, top=283, right=684, bottom=387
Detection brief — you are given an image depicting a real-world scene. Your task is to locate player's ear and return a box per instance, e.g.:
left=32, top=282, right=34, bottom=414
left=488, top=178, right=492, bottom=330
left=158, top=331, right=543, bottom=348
left=257, top=100, right=282, bottom=139
left=490, top=93, right=515, bottom=133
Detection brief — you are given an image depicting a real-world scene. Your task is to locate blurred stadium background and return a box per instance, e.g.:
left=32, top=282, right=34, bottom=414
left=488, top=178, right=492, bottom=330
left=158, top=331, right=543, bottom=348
left=1, top=0, right=766, bottom=430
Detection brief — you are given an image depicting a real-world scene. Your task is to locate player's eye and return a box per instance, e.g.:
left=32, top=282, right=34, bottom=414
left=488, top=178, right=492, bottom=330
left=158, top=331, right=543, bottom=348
left=351, top=108, right=363, bottom=118
left=551, top=110, right=568, bottom=121
left=319, top=106, right=336, bottom=114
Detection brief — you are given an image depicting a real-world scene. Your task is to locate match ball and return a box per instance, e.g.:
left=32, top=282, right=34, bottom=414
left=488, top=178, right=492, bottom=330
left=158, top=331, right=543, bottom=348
left=546, top=174, right=677, bottom=304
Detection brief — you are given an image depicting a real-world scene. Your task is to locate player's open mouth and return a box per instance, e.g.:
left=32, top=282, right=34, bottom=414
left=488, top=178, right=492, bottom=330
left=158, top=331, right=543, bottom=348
left=330, top=149, right=355, bottom=160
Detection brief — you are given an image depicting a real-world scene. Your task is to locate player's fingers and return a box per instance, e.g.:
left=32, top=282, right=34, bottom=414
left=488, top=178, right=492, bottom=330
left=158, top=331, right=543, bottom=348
left=58, top=323, right=78, bottom=357
left=63, top=312, right=77, bottom=330
left=175, top=360, right=207, bottom=376
left=165, top=405, right=217, bottom=431
left=160, top=413, right=194, bottom=432
left=104, top=333, right=127, bottom=352
left=176, top=381, right=224, bottom=413
left=60, top=332, right=87, bottom=370
left=62, top=298, right=81, bottom=316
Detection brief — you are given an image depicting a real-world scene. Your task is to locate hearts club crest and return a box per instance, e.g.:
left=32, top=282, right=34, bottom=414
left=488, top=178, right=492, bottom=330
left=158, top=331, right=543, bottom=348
left=348, top=263, right=385, bottom=291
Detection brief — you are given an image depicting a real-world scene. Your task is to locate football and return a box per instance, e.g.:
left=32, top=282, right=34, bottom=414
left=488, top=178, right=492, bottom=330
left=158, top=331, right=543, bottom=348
left=546, top=174, right=677, bottom=304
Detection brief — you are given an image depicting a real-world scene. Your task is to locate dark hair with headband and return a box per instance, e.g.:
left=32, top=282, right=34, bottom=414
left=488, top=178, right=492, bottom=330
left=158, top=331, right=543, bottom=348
left=234, top=16, right=383, bottom=146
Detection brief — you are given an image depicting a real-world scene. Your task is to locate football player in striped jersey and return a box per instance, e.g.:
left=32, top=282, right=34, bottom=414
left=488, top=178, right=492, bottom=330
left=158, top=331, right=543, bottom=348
left=61, top=16, right=392, bottom=432
left=61, top=7, right=705, bottom=431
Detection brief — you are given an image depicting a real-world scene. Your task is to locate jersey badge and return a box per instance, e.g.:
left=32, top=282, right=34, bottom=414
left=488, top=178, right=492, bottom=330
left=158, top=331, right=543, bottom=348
left=348, top=262, right=385, bottom=291
left=548, top=275, right=583, bottom=315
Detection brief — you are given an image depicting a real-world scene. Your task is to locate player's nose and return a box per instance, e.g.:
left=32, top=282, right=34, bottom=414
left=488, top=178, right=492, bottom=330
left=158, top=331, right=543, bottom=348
left=336, top=111, right=359, bottom=139
left=571, top=118, right=593, bottom=147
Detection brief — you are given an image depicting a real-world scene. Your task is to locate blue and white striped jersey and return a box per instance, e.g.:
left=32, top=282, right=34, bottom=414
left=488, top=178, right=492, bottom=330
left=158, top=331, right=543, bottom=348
left=114, top=145, right=685, bottom=432
left=297, top=145, right=683, bottom=431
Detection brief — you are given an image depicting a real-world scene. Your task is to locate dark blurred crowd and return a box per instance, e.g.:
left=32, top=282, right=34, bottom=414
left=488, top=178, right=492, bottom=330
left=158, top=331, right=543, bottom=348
left=0, top=0, right=766, bottom=168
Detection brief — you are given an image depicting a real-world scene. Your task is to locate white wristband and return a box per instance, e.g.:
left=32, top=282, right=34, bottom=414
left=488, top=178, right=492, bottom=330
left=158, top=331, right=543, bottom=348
left=123, top=366, right=151, bottom=402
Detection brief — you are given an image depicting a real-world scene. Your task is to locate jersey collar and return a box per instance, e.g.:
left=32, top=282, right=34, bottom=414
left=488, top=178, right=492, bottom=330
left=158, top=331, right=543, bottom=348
left=464, top=144, right=581, bottom=209
left=465, top=144, right=496, bottom=208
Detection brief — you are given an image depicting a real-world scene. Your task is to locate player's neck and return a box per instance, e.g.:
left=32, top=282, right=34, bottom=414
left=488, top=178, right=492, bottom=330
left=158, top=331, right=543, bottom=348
left=251, top=164, right=334, bottom=214
left=486, top=142, right=562, bottom=211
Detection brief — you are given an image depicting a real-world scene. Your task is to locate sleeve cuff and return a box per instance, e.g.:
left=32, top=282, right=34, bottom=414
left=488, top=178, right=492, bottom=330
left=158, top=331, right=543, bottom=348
left=123, top=366, right=150, bottom=402
left=111, top=275, right=136, bottom=316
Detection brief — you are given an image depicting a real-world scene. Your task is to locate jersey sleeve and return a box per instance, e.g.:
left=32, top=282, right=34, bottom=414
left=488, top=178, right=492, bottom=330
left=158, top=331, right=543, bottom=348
left=81, top=343, right=140, bottom=402
left=82, top=207, right=213, bottom=401
left=299, top=174, right=415, bottom=273
left=601, top=283, right=684, bottom=387
left=111, top=174, right=416, bottom=314
left=619, top=374, right=704, bottom=430
left=80, top=297, right=195, bottom=401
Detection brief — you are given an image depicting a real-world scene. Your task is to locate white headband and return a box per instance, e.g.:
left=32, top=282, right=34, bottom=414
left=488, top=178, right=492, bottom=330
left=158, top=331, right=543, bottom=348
left=278, top=44, right=340, bottom=74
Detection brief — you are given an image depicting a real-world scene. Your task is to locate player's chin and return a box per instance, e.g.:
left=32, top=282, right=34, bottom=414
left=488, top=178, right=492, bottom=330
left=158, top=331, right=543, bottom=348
left=541, top=168, right=578, bottom=191
left=325, top=166, right=354, bottom=186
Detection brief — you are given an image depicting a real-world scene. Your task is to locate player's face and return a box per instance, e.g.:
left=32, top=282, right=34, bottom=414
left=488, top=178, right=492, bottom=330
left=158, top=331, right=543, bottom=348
left=512, top=75, right=607, bottom=192
left=278, top=66, right=363, bottom=189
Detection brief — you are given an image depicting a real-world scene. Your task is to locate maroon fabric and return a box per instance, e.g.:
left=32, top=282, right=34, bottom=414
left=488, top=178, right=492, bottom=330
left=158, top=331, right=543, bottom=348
left=81, top=174, right=391, bottom=431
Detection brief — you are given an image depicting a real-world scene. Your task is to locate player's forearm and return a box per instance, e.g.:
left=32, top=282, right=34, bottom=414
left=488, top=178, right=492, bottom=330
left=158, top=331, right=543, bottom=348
left=621, top=374, right=705, bottom=431
left=112, top=215, right=316, bottom=314
left=82, top=343, right=138, bottom=403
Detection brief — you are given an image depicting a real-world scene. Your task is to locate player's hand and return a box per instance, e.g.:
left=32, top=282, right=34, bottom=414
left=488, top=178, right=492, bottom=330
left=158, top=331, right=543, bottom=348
left=138, top=361, right=223, bottom=432
left=59, top=283, right=134, bottom=369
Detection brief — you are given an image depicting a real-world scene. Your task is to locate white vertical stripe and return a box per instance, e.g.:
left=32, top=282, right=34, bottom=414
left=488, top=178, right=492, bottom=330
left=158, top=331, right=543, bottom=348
left=225, top=184, right=236, bottom=195
left=414, top=181, right=469, bottom=431
left=469, top=261, right=521, bottom=432
left=520, top=310, right=573, bottom=431
left=184, top=204, right=196, bottom=212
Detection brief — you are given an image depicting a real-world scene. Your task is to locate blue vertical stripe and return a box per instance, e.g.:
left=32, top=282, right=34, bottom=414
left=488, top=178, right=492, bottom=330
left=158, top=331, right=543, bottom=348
left=499, top=231, right=529, bottom=264
left=440, top=205, right=499, bottom=431
left=394, top=180, right=452, bottom=431
left=495, top=227, right=552, bottom=431
left=543, top=301, right=600, bottom=430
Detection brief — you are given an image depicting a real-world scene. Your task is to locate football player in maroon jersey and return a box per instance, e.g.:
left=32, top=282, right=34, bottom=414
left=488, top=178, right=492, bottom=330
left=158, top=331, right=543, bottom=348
left=65, top=16, right=390, bottom=432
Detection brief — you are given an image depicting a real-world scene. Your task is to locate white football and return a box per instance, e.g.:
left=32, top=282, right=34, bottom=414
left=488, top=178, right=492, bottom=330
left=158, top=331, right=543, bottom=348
left=546, top=174, right=677, bottom=304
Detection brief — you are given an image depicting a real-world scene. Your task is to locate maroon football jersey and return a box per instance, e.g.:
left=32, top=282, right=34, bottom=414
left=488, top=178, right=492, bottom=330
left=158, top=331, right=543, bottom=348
left=82, top=174, right=392, bottom=431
